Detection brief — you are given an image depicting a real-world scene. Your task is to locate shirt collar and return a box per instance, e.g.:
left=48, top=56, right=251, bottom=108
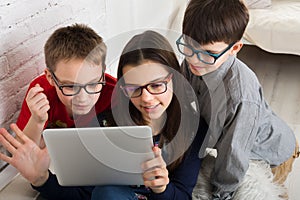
left=201, top=55, right=235, bottom=92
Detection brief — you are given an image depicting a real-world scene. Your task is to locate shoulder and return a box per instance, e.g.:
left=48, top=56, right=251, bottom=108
left=29, top=74, right=50, bottom=87
left=104, top=73, right=117, bottom=87
left=99, top=73, right=116, bottom=98
left=225, top=57, right=262, bottom=103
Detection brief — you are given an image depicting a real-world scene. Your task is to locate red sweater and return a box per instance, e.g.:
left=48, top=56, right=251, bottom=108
left=16, top=73, right=116, bottom=130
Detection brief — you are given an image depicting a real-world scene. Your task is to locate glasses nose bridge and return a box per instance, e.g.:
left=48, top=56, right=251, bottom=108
left=75, top=85, right=90, bottom=97
left=189, top=49, right=201, bottom=63
left=140, top=86, right=154, bottom=99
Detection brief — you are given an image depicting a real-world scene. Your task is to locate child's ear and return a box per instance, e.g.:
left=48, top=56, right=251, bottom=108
left=45, top=68, right=55, bottom=86
left=229, top=41, right=243, bottom=55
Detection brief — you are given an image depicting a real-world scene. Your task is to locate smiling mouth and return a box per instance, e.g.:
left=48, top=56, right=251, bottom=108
left=142, top=104, right=159, bottom=112
left=73, top=104, right=89, bottom=109
left=190, top=64, right=204, bottom=70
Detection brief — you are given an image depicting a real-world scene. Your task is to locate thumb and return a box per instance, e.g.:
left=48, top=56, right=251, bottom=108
left=153, top=143, right=161, bottom=158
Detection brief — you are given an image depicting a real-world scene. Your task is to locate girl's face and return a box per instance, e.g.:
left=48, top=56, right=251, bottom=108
left=122, top=61, right=173, bottom=123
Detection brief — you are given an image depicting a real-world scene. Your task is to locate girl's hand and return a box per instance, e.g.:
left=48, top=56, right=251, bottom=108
left=0, top=124, right=50, bottom=186
left=26, top=84, right=50, bottom=124
left=141, top=144, right=169, bottom=193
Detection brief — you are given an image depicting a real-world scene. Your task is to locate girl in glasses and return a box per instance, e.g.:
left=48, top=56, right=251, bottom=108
left=91, top=30, right=207, bottom=200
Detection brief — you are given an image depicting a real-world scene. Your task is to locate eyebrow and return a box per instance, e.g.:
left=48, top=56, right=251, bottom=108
left=124, top=75, right=168, bottom=86
left=58, top=77, right=102, bottom=85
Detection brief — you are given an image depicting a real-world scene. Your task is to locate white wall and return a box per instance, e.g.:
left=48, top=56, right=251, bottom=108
left=0, top=0, right=186, bottom=170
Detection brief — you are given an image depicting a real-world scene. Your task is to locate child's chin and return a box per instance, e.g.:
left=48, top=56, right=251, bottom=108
left=73, top=108, right=92, bottom=116
left=190, top=67, right=203, bottom=76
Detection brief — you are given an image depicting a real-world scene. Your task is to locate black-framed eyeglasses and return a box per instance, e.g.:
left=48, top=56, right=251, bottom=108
left=176, top=35, right=235, bottom=65
left=120, top=73, right=173, bottom=98
left=50, top=71, right=106, bottom=96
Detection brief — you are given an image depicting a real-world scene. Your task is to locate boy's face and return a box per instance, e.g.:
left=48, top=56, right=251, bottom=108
left=46, top=58, right=104, bottom=117
left=184, top=42, right=236, bottom=76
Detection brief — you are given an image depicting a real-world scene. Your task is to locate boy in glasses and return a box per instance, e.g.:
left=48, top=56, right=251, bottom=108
left=16, top=24, right=116, bottom=147
left=0, top=24, right=116, bottom=199
left=177, top=0, right=298, bottom=199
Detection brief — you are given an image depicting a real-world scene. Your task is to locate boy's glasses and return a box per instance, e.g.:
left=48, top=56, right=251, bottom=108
left=50, top=71, right=106, bottom=96
left=176, top=35, right=235, bottom=65
left=120, top=73, right=173, bottom=98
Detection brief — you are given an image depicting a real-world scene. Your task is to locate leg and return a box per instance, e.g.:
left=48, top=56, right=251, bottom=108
left=91, top=185, right=138, bottom=200
left=272, top=140, right=299, bottom=184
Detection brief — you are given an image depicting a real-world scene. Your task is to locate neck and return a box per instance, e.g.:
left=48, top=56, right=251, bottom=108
left=147, top=112, right=167, bottom=136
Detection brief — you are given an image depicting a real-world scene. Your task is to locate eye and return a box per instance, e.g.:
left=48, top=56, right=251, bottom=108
left=86, top=82, right=98, bottom=89
left=149, top=82, right=164, bottom=90
left=63, top=85, right=79, bottom=91
left=126, top=86, right=139, bottom=92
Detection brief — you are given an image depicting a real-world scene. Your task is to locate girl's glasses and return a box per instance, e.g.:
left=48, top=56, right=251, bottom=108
left=121, top=73, right=173, bottom=98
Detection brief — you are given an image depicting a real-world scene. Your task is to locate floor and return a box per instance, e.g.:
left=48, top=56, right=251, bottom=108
left=0, top=45, right=299, bottom=199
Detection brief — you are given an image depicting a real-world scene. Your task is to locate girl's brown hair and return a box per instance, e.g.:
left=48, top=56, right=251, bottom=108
left=113, top=31, right=199, bottom=172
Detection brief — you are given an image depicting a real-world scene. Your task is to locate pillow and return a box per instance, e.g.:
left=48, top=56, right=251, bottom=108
left=243, top=0, right=272, bottom=9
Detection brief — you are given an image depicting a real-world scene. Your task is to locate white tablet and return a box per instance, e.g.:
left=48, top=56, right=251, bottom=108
left=43, top=126, right=154, bottom=186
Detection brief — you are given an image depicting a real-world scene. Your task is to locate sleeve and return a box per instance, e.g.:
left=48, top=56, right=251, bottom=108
left=16, top=82, right=35, bottom=130
left=150, top=120, right=207, bottom=200
left=211, top=102, right=260, bottom=199
left=31, top=170, right=94, bottom=200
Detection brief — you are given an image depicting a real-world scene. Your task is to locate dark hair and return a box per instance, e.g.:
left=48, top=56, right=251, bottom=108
left=44, top=23, right=107, bottom=71
left=183, top=0, right=249, bottom=45
left=113, top=30, right=199, bottom=171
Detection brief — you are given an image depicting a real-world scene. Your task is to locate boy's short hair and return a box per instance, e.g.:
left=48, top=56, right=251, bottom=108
left=183, top=0, right=249, bottom=45
left=44, top=23, right=107, bottom=71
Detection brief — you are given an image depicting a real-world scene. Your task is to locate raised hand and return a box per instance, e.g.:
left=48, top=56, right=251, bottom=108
left=0, top=124, right=50, bottom=186
left=141, top=144, right=169, bottom=193
left=26, top=84, right=50, bottom=124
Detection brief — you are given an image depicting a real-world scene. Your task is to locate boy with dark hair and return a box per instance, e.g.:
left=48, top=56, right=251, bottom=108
left=177, top=0, right=298, bottom=199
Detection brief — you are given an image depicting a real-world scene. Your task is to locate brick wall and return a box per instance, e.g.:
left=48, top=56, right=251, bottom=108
left=0, top=0, right=186, bottom=171
left=0, top=0, right=107, bottom=169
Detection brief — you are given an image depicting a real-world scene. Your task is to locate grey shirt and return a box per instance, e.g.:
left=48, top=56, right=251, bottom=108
left=182, top=56, right=296, bottom=198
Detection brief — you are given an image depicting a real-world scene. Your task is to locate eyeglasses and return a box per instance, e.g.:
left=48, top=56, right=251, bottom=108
left=176, top=35, right=235, bottom=65
left=120, top=73, right=173, bottom=98
left=50, top=71, right=106, bottom=96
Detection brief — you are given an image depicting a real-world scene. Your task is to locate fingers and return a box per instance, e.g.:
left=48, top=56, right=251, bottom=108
left=153, top=144, right=161, bottom=158
left=0, top=128, right=19, bottom=155
left=0, top=150, right=12, bottom=163
left=26, top=85, right=49, bottom=122
left=143, top=168, right=169, bottom=191
left=26, top=84, right=48, bottom=106
left=26, top=84, right=44, bottom=101
left=142, top=146, right=166, bottom=171
left=10, top=124, right=30, bottom=144
left=141, top=145, right=169, bottom=191
left=143, top=167, right=168, bottom=181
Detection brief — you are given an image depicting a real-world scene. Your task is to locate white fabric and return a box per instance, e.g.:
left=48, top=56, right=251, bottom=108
left=244, top=0, right=272, bottom=9
left=193, top=156, right=286, bottom=200
left=243, top=0, right=300, bottom=55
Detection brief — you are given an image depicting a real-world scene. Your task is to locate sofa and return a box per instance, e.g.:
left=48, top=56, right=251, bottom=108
left=243, top=0, right=300, bottom=56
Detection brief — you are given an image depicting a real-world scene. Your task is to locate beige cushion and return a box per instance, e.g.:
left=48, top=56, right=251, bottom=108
left=244, top=0, right=272, bottom=9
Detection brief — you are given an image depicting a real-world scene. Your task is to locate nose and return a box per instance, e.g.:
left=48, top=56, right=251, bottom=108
left=74, top=88, right=89, bottom=101
left=140, top=88, right=154, bottom=102
left=189, top=53, right=200, bottom=64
